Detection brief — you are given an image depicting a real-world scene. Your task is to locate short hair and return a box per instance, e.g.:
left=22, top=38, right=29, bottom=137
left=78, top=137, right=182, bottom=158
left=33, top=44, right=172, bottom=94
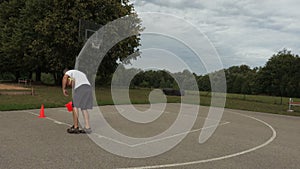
left=63, top=68, right=69, bottom=74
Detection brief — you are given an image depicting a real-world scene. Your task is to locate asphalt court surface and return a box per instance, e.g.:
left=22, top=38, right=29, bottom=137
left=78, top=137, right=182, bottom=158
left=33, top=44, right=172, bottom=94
left=1, top=103, right=300, bottom=169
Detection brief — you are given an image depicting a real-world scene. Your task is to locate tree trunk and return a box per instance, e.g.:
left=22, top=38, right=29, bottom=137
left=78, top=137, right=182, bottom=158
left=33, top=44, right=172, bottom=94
left=36, top=68, right=41, bottom=82
left=53, top=72, right=62, bottom=86
left=28, top=72, right=33, bottom=80
left=15, top=71, right=20, bottom=82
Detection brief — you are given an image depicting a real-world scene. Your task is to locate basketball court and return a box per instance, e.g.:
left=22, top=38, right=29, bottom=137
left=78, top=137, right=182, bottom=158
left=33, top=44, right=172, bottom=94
left=0, top=104, right=299, bottom=169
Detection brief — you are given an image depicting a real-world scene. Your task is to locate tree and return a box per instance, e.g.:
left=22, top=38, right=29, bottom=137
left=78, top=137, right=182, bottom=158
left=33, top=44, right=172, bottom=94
left=224, top=65, right=255, bottom=94
left=34, top=0, right=142, bottom=85
left=197, top=75, right=211, bottom=91
left=0, top=0, right=142, bottom=85
left=0, top=0, right=27, bottom=81
left=20, top=0, right=54, bottom=82
left=256, top=49, right=299, bottom=100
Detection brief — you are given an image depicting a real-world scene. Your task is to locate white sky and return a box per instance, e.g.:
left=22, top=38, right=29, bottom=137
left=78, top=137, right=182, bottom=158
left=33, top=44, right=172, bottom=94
left=125, top=0, right=300, bottom=75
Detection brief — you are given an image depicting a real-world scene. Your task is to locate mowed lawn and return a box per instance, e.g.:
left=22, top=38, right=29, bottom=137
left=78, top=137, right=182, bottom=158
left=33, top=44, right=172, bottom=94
left=0, top=85, right=299, bottom=116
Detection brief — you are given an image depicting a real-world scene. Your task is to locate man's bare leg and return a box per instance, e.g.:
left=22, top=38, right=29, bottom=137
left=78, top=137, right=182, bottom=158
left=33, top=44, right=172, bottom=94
left=82, top=110, right=90, bottom=129
left=73, top=107, right=79, bottom=128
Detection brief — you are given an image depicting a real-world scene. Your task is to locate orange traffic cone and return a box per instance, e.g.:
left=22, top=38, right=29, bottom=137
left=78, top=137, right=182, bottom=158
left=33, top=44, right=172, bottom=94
left=38, top=104, right=46, bottom=118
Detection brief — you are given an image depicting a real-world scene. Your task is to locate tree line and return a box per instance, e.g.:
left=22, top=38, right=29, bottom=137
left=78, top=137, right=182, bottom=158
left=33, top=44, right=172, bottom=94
left=128, top=49, right=300, bottom=98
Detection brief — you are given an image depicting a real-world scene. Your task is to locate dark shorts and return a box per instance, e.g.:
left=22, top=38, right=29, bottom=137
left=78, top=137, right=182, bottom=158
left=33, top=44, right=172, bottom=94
left=73, top=84, right=93, bottom=110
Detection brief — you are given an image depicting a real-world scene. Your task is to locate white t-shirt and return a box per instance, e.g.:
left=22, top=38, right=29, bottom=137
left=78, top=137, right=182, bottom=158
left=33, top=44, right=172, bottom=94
left=65, top=70, right=91, bottom=89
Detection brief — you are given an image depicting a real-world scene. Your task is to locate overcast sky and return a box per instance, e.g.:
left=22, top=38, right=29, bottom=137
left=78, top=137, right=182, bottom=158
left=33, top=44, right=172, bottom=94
left=125, top=0, right=300, bottom=75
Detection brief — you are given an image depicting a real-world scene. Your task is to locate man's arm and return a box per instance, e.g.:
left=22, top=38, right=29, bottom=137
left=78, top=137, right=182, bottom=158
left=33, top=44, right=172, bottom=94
left=62, top=74, right=69, bottom=96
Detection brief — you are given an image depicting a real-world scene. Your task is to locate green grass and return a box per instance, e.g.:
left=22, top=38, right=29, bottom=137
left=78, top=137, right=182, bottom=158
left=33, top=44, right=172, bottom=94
left=198, top=92, right=300, bottom=116
left=0, top=85, right=299, bottom=116
left=0, top=85, right=70, bottom=110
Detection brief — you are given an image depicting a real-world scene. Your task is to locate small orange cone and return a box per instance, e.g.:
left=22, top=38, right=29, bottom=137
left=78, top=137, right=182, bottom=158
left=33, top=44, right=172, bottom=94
left=38, top=104, right=46, bottom=118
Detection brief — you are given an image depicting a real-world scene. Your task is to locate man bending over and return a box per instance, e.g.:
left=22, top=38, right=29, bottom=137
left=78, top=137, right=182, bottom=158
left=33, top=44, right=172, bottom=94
left=62, top=69, right=93, bottom=134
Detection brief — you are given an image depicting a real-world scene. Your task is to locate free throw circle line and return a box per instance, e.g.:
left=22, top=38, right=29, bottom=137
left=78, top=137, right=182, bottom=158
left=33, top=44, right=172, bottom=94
left=118, top=111, right=277, bottom=169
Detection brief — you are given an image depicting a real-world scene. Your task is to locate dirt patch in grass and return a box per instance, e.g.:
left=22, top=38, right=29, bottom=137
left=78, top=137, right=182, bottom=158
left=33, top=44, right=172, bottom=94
left=0, top=84, right=30, bottom=90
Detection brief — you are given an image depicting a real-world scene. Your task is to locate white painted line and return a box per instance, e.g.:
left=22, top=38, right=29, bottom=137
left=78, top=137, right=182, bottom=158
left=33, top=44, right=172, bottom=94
left=26, top=110, right=230, bottom=148
left=118, top=111, right=277, bottom=169
left=54, top=121, right=64, bottom=125
left=27, top=111, right=72, bottom=127
left=147, top=106, right=228, bottom=123
left=92, top=133, right=133, bottom=147
left=130, top=122, right=230, bottom=147
left=59, top=109, right=69, bottom=113
left=26, top=111, right=132, bottom=147
left=26, top=111, right=43, bottom=117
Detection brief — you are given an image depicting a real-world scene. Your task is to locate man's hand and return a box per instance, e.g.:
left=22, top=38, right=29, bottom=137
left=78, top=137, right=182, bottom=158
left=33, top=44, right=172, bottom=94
left=63, top=89, right=69, bottom=96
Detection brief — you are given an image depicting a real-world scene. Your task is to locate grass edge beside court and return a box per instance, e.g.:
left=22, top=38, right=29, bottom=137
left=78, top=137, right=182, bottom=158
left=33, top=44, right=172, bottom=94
left=0, top=85, right=300, bottom=116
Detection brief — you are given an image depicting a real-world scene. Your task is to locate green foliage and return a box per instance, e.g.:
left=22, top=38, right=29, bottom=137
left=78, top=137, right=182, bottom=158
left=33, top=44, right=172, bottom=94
left=127, top=49, right=300, bottom=98
left=256, top=49, right=300, bottom=97
left=0, top=0, right=142, bottom=85
left=0, top=72, right=15, bottom=81
left=197, top=75, right=211, bottom=91
left=225, top=65, right=256, bottom=94
left=130, top=70, right=182, bottom=89
left=41, top=73, right=55, bottom=85
left=0, top=0, right=27, bottom=80
left=193, top=49, right=300, bottom=98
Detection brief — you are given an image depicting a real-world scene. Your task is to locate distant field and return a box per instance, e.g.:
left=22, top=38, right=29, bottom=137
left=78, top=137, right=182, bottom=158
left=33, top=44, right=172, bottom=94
left=0, top=84, right=299, bottom=116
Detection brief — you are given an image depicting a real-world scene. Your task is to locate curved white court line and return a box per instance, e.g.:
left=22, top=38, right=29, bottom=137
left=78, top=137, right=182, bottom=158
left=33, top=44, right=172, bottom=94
left=26, top=109, right=277, bottom=169
left=118, top=111, right=277, bottom=169
left=130, top=122, right=230, bottom=147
